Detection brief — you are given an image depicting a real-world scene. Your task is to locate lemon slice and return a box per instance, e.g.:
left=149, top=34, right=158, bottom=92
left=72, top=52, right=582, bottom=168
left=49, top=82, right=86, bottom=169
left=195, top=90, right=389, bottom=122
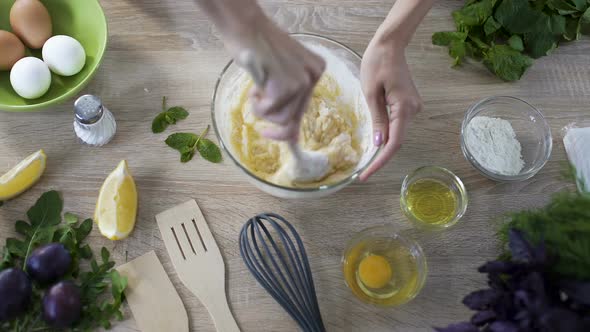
left=95, top=160, right=138, bottom=240
left=0, top=150, right=47, bottom=201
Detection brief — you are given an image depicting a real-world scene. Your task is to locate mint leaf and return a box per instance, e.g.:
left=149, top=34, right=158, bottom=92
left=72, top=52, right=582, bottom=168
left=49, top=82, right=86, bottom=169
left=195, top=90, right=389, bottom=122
left=508, top=35, right=525, bottom=51
left=181, top=150, right=195, bottom=163
left=197, top=138, right=223, bottom=163
left=525, top=30, right=558, bottom=58
left=483, top=44, right=533, bottom=81
left=448, top=40, right=468, bottom=66
left=564, top=16, right=582, bottom=40
left=469, top=35, right=490, bottom=49
left=432, top=31, right=468, bottom=46
left=484, top=16, right=502, bottom=35
left=165, top=126, right=221, bottom=163
left=495, top=0, right=545, bottom=34
left=165, top=133, right=198, bottom=151
left=550, top=14, right=567, bottom=35
left=166, top=106, right=189, bottom=120
left=581, top=8, right=590, bottom=35
left=453, top=0, right=494, bottom=28
left=151, top=97, right=189, bottom=133
left=166, top=133, right=198, bottom=162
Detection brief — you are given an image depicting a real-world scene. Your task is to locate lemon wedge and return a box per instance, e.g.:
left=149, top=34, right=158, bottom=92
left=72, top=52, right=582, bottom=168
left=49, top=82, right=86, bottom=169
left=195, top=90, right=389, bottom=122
left=95, top=160, right=138, bottom=240
left=0, top=150, right=47, bottom=201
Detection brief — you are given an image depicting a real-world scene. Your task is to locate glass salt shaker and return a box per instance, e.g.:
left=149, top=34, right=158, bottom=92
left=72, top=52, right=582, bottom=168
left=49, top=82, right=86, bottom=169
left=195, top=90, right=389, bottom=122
left=73, top=95, right=116, bottom=147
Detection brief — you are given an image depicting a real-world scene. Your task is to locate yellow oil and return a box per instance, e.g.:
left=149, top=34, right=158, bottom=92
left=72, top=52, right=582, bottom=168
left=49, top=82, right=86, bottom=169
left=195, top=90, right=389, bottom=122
left=343, top=238, right=422, bottom=306
left=404, top=179, right=458, bottom=226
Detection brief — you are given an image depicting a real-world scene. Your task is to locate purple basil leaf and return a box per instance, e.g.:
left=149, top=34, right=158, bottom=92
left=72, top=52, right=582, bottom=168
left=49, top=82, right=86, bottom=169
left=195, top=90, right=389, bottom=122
left=514, top=290, right=531, bottom=309
left=488, top=273, right=508, bottom=291
left=531, top=242, right=549, bottom=265
left=491, top=294, right=516, bottom=321
left=489, top=320, right=519, bottom=332
left=471, top=310, right=496, bottom=326
left=434, top=322, right=479, bottom=332
left=539, top=308, right=584, bottom=332
left=560, top=280, right=590, bottom=306
left=463, top=289, right=501, bottom=310
left=508, top=229, right=533, bottom=263
left=515, top=310, right=532, bottom=329
left=478, top=261, right=518, bottom=275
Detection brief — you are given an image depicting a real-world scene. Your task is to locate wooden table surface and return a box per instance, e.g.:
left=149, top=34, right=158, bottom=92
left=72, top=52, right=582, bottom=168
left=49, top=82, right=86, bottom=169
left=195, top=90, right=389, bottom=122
left=0, top=0, right=587, bottom=331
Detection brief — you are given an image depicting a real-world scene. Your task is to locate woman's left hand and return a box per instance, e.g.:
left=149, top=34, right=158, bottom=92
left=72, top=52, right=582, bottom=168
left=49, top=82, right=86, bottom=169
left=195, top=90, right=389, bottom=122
left=359, top=36, right=423, bottom=181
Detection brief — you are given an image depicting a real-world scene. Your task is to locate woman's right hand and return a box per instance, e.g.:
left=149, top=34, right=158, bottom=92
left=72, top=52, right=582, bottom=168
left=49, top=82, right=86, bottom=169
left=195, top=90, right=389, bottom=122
left=225, top=16, right=326, bottom=141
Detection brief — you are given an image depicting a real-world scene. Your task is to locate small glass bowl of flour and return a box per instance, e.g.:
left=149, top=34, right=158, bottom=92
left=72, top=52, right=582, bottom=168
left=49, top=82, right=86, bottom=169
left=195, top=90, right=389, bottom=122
left=460, top=96, right=552, bottom=181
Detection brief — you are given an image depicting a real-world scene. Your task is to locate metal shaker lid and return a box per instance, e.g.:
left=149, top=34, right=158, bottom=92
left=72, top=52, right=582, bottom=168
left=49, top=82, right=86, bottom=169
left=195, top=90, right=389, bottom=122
left=74, top=95, right=103, bottom=125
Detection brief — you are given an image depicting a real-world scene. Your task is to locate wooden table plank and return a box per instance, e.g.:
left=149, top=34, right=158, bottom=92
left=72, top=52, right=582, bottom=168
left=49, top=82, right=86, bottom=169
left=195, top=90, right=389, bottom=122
left=0, top=0, right=586, bottom=331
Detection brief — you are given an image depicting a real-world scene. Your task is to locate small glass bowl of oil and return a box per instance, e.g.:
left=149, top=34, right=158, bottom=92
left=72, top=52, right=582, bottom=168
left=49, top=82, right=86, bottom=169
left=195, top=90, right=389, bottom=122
left=400, top=166, right=468, bottom=229
left=342, top=225, right=428, bottom=307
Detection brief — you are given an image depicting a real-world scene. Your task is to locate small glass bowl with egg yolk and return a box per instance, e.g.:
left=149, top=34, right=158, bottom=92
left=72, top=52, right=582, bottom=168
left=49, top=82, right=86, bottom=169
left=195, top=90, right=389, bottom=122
left=342, top=225, right=427, bottom=307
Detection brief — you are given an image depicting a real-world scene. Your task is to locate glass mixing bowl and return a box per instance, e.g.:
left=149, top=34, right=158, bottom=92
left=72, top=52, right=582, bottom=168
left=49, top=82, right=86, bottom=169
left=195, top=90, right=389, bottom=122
left=211, top=33, right=379, bottom=199
left=460, top=96, right=552, bottom=182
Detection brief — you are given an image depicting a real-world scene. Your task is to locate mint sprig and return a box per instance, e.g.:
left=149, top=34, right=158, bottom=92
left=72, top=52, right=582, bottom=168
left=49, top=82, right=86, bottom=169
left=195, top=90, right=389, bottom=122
left=151, top=96, right=189, bottom=133
left=433, top=0, right=590, bottom=81
left=165, top=126, right=222, bottom=163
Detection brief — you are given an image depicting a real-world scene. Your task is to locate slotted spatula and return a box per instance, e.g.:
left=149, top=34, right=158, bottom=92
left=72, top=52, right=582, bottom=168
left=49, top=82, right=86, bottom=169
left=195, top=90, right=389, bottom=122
left=156, top=200, right=240, bottom=332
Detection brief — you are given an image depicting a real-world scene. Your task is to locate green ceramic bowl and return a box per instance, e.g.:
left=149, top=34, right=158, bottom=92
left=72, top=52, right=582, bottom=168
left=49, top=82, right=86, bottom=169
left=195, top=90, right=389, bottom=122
left=0, top=0, right=107, bottom=112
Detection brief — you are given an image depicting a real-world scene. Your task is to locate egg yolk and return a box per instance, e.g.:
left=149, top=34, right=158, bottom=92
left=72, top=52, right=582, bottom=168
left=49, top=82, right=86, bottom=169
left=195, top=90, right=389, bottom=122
left=358, top=255, right=392, bottom=289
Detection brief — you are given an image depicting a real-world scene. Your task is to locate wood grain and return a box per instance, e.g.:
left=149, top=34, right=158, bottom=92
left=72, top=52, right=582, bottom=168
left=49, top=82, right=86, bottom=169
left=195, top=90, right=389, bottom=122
left=0, top=0, right=587, bottom=331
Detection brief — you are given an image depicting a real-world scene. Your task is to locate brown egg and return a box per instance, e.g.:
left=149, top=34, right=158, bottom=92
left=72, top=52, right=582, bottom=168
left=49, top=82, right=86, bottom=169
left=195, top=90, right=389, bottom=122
left=10, top=0, right=52, bottom=49
left=0, top=31, right=25, bottom=70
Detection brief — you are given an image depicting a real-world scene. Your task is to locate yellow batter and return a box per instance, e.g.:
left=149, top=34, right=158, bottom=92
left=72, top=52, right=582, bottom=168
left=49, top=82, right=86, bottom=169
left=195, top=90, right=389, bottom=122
left=230, top=74, right=362, bottom=188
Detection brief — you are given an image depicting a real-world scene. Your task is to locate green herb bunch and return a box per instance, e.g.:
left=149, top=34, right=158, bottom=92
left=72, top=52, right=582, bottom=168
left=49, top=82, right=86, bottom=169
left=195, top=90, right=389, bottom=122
left=433, top=0, right=590, bottom=81
left=152, top=97, right=222, bottom=164
left=1, top=191, right=127, bottom=331
left=499, top=190, right=590, bottom=280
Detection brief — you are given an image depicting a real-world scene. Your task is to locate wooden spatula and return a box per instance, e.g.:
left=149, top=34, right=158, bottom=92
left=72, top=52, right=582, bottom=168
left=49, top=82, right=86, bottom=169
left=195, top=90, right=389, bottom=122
left=156, top=200, right=240, bottom=332
left=116, top=251, right=188, bottom=332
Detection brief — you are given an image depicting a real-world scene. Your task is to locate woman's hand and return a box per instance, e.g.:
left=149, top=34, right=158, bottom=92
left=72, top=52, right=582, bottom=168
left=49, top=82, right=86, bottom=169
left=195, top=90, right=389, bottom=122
left=359, top=37, right=422, bottom=181
left=196, top=0, right=325, bottom=141
left=235, top=21, right=326, bottom=141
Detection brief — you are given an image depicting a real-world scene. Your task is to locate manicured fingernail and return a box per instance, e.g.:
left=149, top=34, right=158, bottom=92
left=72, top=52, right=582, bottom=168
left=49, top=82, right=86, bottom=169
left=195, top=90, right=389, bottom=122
left=374, top=131, right=383, bottom=146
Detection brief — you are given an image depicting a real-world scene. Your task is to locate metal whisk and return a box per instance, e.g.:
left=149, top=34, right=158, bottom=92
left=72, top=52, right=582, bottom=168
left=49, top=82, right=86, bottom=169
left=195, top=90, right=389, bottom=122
left=239, top=213, right=326, bottom=332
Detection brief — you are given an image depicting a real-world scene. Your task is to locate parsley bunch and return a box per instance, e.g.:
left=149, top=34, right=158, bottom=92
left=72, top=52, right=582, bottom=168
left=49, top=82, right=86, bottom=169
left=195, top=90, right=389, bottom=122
left=433, top=0, right=590, bottom=81
left=0, top=191, right=127, bottom=331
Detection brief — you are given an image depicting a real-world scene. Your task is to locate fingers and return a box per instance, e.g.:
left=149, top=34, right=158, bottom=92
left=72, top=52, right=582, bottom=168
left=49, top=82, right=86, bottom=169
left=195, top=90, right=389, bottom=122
left=364, top=85, right=389, bottom=148
left=359, top=103, right=408, bottom=182
left=305, top=52, right=326, bottom=82
left=261, top=88, right=309, bottom=141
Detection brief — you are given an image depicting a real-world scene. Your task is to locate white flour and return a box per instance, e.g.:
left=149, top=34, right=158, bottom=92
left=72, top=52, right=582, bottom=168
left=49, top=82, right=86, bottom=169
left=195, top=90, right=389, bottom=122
left=465, top=116, right=524, bottom=176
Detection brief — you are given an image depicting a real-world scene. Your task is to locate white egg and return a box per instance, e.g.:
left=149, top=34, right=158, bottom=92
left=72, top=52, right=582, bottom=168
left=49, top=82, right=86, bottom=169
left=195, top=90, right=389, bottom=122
left=42, top=35, right=86, bottom=76
left=10, top=57, right=51, bottom=99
